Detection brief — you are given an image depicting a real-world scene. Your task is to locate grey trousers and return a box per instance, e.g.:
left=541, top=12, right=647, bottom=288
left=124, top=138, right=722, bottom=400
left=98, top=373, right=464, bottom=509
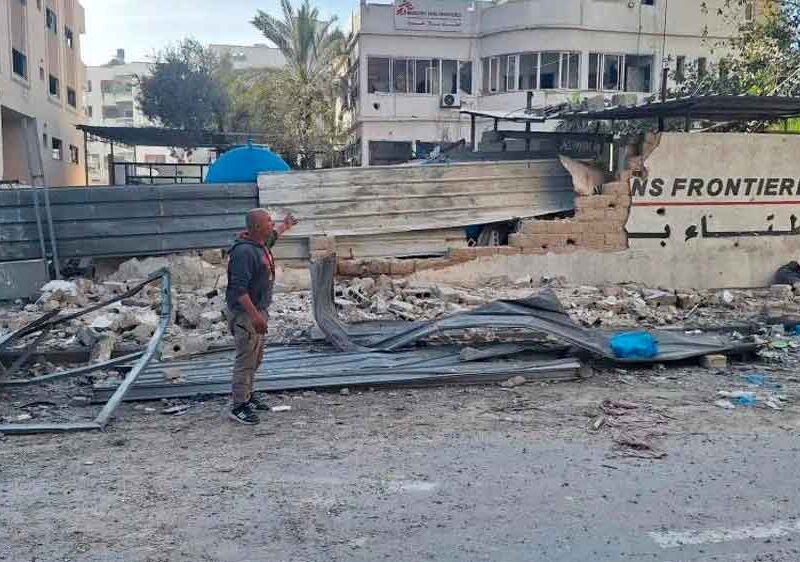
left=228, top=311, right=265, bottom=405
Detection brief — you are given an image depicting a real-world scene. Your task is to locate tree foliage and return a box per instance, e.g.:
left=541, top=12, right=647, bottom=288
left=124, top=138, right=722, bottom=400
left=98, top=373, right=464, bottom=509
left=241, top=0, right=346, bottom=168
left=138, top=39, right=230, bottom=131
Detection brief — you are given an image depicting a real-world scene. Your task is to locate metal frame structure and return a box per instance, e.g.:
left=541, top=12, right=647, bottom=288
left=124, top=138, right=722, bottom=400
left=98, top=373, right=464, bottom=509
left=0, top=268, right=171, bottom=434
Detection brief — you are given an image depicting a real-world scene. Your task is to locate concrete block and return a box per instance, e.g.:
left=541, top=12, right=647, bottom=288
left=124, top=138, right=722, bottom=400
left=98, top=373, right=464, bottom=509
left=602, top=182, right=630, bottom=197
left=447, top=248, right=479, bottom=263
left=508, top=233, right=534, bottom=247
left=337, top=260, right=367, bottom=277
left=700, top=354, right=728, bottom=370
left=605, top=208, right=630, bottom=223
left=770, top=284, right=793, bottom=299
left=389, top=259, right=416, bottom=276
left=474, top=247, right=499, bottom=257
left=367, top=260, right=391, bottom=276
left=0, top=259, right=49, bottom=301
left=495, top=246, right=522, bottom=256
left=604, top=233, right=628, bottom=248
left=309, top=235, right=336, bottom=252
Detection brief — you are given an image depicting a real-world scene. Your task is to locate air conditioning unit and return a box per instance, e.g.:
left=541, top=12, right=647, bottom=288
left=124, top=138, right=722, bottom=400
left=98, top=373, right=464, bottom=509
left=440, top=93, right=461, bottom=108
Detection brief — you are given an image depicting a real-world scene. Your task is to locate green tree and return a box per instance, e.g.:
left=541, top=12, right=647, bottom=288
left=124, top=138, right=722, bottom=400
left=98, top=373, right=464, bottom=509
left=138, top=39, right=230, bottom=131
left=249, top=0, right=346, bottom=167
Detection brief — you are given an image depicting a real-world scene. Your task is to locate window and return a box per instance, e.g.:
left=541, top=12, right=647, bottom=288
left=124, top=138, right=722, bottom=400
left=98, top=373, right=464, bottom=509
left=51, top=138, right=63, bottom=161
left=36, top=0, right=41, bottom=9
left=560, top=52, right=580, bottom=89
left=67, top=87, right=76, bottom=107
left=414, top=59, right=439, bottom=94
left=12, top=49, right=27, bottom=79
left=505, top=55, right=517, bottom=92
left=393, top=58, right=411, bottom=93
left=642, top=0, right=655, bottom=5
left=488, top=57, right=500, bottom=93
left=519, top=53, right=537, bottom=90
left=65, top=26, right=74, bottom=48
left=539, top=52, right=561, bottom=89
left=697, top=57, right=707, bottom=77
left=442, top=59, right=458, bottom=94
left=87, top=80, right=92, bottom=92
left=367, top=57, right=391, bottom=93
left=49, top=74, right=60, bottom=97
left=459, top=61, right=472, bottom=94
left=675, top=55, right=686, bottom=83
left=39, top=66, right=44, bottom=81
left=590, top=53, right=652, bottom=92
left=45, top=8, right=57, bottom=34
left=624, top=55, right=652, bottom=92
left=87, top=106, right=93, bottom=118
left=69, top=145, right=79, bottom=164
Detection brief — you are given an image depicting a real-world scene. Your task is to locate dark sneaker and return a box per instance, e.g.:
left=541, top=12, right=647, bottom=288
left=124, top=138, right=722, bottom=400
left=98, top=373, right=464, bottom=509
left=229, top=403, right=259, bottom=425
left=248, top=394, right=270, bottom=411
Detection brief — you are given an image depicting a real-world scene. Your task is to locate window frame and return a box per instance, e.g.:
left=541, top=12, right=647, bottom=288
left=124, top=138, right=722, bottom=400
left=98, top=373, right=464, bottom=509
left=51, top=137, right=63, bottom=161
left=48, top=74, right=60, bottom=97
left=12, top=48, right=28, bottom=80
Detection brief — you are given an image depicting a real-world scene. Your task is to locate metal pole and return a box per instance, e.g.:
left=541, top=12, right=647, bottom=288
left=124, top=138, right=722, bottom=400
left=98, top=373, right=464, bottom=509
left=41, top=185, right=61, bottom=279
left=525, top=91, right=533, bottom=152
left=470, top=114, right=476, bottom=151
left=30, top=189, right=48, bottom=261
left=109, top=141, right=115, bottom=185
left=658, top=67, right=669, bottom=131
left=83, top=130, right=89, bottom=186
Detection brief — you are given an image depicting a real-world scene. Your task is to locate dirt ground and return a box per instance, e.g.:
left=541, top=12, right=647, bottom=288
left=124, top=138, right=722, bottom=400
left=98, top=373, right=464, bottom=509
left=2, top=358, right=799, bottom=562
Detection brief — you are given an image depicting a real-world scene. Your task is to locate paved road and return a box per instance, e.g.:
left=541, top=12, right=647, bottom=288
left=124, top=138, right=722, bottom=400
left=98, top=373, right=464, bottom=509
left=4, top=425, right=799, bottom=562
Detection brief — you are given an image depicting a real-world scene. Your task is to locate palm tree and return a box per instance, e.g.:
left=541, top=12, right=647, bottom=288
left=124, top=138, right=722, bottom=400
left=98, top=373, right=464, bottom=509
left=252, top=0, right=344, bottom=83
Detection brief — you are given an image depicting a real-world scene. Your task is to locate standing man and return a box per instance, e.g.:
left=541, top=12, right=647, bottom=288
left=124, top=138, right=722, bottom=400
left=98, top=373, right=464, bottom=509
left=226, top=208, right=298, bottom=425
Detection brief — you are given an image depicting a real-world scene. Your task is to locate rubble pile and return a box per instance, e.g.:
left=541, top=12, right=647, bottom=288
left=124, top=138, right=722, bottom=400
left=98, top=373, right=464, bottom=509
left=2, top=250, right=800, bottom=371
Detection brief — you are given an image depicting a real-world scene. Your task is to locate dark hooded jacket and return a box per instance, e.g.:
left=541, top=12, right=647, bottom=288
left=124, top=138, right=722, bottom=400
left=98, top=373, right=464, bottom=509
left=226, top=230, right=277, bottom=314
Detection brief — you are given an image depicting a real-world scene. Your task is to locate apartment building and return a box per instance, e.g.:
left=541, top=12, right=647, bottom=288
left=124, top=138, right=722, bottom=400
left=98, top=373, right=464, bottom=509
left=1, top=0, right=86, bottom=186
left=85, top=45, right=286, bottom=185
left=340, top=0, right=754, bottom=166
left=208, top=43, right=286, bottom=71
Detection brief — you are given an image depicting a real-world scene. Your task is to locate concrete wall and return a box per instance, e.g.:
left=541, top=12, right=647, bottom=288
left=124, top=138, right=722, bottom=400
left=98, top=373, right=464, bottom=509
left=0, top=0, right=87, bottom=186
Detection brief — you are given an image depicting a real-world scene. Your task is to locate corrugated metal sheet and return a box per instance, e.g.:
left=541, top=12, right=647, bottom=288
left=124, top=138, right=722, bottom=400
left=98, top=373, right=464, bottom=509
left=258, top=159, right=575, bottom=237
left=0, top=183, right=258, bottom=262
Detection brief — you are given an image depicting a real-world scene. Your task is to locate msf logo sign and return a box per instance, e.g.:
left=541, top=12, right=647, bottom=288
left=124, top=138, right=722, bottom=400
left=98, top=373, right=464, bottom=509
left=396, top=0, right=414, bottom=15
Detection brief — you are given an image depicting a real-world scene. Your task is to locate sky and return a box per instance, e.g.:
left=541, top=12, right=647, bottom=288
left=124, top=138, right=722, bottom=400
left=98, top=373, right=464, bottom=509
left=79, top=0, right=356, bottom=66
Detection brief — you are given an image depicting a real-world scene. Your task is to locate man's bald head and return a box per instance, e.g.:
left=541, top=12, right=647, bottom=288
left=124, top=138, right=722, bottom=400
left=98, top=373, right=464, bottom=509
left=245, top=208, right=274, bottom=244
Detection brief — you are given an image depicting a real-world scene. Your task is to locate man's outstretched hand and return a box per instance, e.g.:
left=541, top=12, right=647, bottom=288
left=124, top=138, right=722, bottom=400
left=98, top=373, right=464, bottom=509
left=278, top=213, right=299, bottom=234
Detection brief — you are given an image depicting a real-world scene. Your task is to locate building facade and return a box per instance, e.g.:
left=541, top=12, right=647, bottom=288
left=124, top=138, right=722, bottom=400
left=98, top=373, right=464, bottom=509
left=341, top=0, right=753, bottom=166
left=1, top=0, right=87, bottom=186
left=85, top=45, right=286, bottom=185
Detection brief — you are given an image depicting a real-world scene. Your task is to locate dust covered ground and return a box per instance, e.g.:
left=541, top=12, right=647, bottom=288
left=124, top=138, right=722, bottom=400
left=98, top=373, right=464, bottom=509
left=2, top=361, right=800, bottom=562
left=3, top=256, right=800, bottom=561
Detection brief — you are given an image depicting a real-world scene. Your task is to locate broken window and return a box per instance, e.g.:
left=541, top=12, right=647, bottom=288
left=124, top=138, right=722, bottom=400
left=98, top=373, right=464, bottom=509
left=69, top=145, right=79, bottom=164
left=64, top=26, right=74, bottom=48
left=367, top=57, right=391, bottom=93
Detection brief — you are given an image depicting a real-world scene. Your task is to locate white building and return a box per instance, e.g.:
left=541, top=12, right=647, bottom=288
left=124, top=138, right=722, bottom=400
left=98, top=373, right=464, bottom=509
left=340, top=0, right=754, bottom=166
left=1, top=0, right=87, bottom=186
left=208, top=43, right=286, bottom=71
left=85, top=45, right=287, bottom=185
